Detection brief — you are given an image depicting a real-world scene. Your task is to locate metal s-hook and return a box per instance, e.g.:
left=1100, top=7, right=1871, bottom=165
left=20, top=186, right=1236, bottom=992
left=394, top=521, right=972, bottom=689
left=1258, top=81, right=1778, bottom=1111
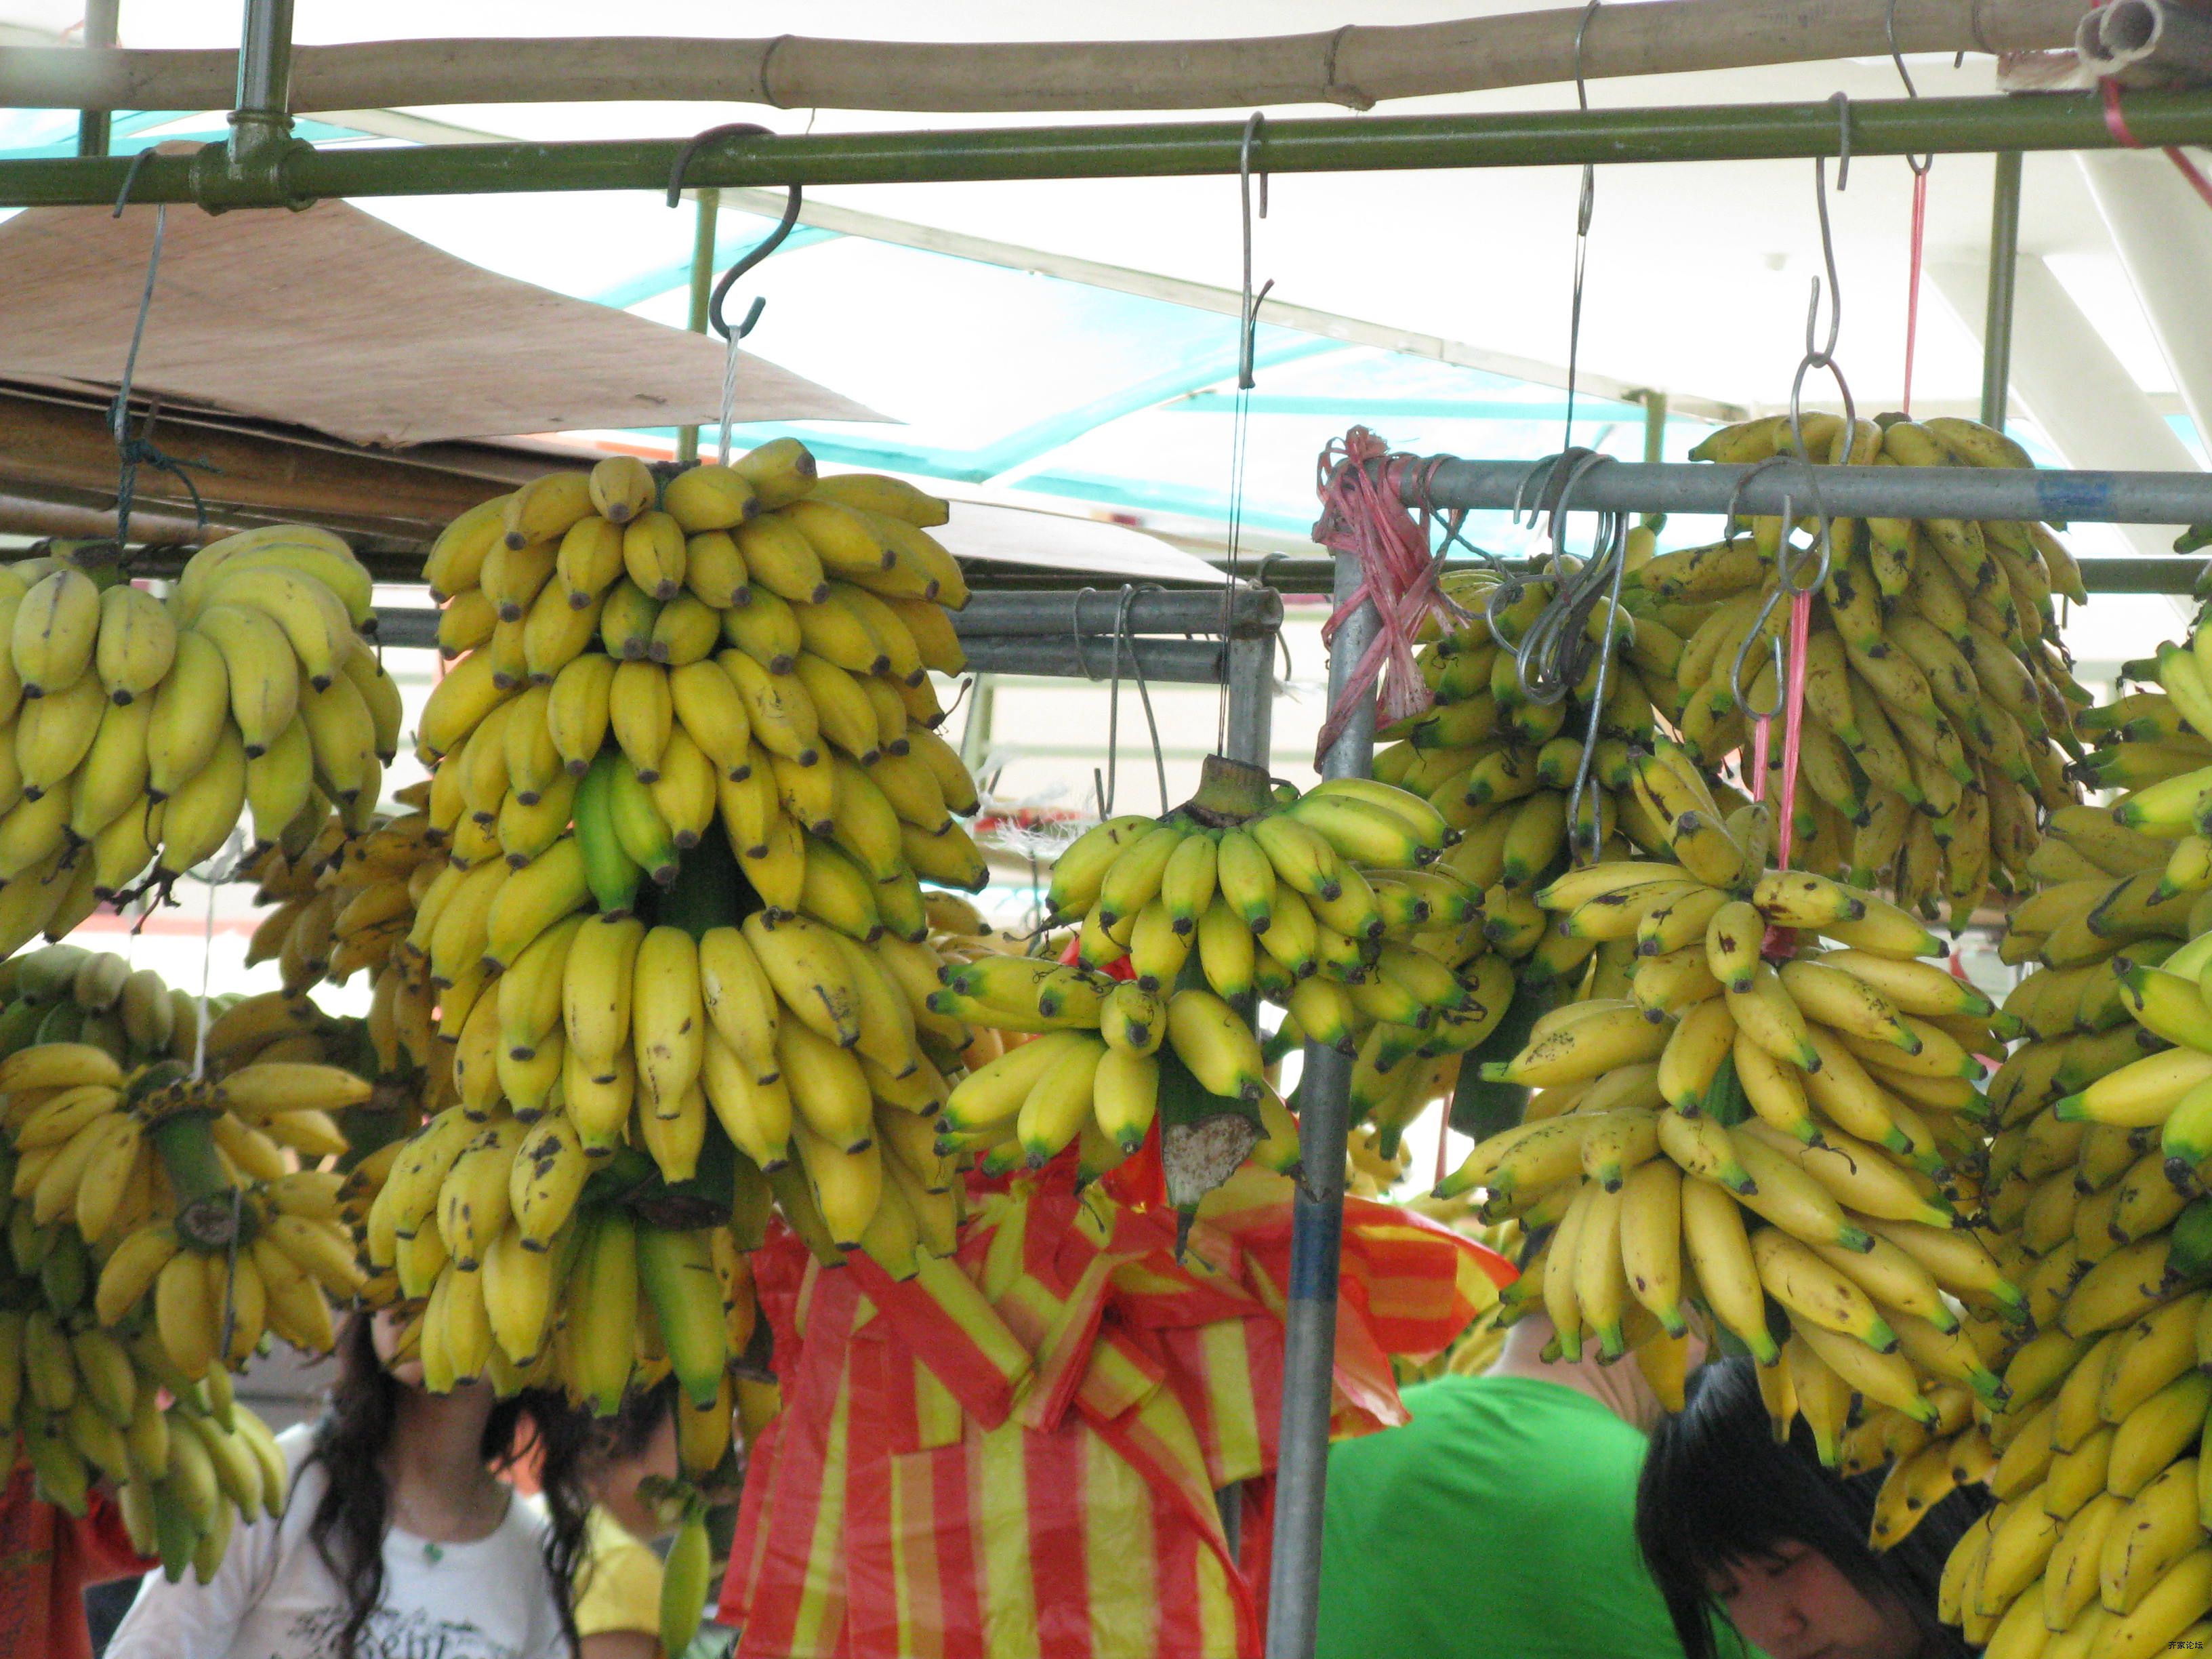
left=1804, top=94, right=1851, bottom=373
left=1236, top=112, right=1273, bottom=390
left=665, top=123, right=804, bottom=342
left=1883, top=0, right=1935, bottom=176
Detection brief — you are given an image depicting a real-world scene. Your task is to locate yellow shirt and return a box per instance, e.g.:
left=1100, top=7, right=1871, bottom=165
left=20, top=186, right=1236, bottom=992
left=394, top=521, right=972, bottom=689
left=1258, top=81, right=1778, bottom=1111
left=573, top=1507, right=664, bottom=1639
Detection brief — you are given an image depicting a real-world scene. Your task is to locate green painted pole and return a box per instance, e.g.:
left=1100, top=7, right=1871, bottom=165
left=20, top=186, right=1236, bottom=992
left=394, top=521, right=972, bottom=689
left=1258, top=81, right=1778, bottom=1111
left=6, top=90, right=2212, bottom=208
left=674, top=186, right=720, bottom=466
left=1981, top=151, right=2023, bottom=430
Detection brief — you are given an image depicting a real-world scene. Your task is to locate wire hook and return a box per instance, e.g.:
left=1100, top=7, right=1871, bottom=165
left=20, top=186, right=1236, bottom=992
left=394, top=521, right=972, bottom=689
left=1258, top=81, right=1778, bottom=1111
left=1237, top=113, right=1273, bottom=391
left=1883, top=0, right=1936, bottom=176
left=665, top=123, right=804, bottom=343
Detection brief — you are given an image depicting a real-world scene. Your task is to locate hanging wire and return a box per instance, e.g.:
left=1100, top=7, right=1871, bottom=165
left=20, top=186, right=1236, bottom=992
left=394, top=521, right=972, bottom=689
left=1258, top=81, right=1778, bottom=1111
left=108, top=151, right=207, bottom=548
left=1559, top=0, right=1602, bottom=449
left=1218, top=112, right=1272, bottom=756
left=1729, top=94, right=1860, bottom=726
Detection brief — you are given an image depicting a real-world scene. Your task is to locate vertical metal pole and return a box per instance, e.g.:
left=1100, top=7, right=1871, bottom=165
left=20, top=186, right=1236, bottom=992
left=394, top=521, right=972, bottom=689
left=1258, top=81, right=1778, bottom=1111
left=957, top=674, right=996, bottom=774
left=1223, top=629, right=1275, bottom=767
left=1265, top=550, right=1375, bottom=1659
left=1637, top=390, right=1668, bottom=530
left=1982, top=151, right=2023, bottom=430
left=675, top=186, right=722, bottom=466
left=222, top=0, right=295, bottom=182
left=77, top=0, right=119, bottom=159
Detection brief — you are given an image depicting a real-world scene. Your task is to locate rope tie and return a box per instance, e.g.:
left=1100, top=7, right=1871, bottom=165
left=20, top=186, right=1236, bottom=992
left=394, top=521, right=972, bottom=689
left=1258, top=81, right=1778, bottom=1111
left=1309, top=430, right=1460, bottom=765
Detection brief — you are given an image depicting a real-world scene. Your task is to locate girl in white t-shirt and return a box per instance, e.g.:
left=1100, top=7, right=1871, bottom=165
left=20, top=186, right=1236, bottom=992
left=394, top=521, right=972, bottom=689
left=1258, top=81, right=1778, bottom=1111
left=107, top=1308, right=596, bottom=1659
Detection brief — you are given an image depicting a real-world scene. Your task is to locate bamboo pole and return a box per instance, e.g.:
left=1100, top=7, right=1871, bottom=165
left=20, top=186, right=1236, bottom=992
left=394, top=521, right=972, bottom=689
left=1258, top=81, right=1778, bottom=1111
left=0, top=0, right=2083, bottom=115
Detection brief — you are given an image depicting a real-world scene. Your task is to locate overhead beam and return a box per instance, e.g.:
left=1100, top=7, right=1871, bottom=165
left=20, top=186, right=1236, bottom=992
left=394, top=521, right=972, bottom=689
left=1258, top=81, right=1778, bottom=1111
left=8, top=90, right=2212, bottom=209
left=291, top=109, right=1746, bottom=419
left=0, top=383, right=571, bottom=547
left=0, top=1, right=2081, bottom=113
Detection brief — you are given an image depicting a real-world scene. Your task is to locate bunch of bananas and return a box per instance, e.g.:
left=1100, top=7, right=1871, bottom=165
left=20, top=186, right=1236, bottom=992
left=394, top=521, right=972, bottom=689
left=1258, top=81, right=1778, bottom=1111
left=0, top=939, right=194, bottom=1069
left=929, top=758, right=1508, bottom=1183
left=1657, top=411, right=2089, bottom=917
left=0, top=1150, right=289, bottom=1586
left=0, top=528, right=400, bottom=930
left=2, top=1030, right=373, bottom=1376
left=1437, top=762, right=2015, bottom=1445
left=1931, top=922, right=2212, bottom=1658
left=417, top=446, right=981, bottom=931
left=394, top=444, right=993, bottom=1312
left=1379, top=557, right=1729, bottom=985
left=242, top=788, right=456, bottom=1090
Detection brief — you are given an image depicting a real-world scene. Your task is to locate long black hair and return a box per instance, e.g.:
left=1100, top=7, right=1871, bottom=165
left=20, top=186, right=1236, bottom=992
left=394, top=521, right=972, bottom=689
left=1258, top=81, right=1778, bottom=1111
left=1636, top=1357, right=1988, bottom=1659
left=304, top=1312, right=595, bottom=1659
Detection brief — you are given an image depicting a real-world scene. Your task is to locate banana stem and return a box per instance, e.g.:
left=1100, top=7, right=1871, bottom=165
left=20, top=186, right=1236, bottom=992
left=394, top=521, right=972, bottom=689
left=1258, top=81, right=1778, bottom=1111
left=1187, top=753, right=1273, bottom=825
left=149, top=1113, right=246, bottom=1250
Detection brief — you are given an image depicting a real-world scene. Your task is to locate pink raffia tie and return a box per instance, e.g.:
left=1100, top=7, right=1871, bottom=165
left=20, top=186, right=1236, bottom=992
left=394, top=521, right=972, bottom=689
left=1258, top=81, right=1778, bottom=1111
left=1901, top=168, right=1928, bottom=416
left=1310, top=428, right=1457, bottom=766
left=1748, top=588, right=1815, bottom=958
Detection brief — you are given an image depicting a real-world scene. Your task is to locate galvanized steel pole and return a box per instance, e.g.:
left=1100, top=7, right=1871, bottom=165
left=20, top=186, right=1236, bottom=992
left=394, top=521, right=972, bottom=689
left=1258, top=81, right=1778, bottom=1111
left=1265, top=550, right=1376, bottom=1659
left=1399, top=457, right=2212, bottom=523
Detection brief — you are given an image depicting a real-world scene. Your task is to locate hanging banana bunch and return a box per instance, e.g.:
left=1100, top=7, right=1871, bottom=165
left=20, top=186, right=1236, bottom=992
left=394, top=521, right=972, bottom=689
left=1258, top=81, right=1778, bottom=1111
left=1929, top=632, right=2212, bottom=1659
left=0, top=528, right=402, bottom=930
left=242, top=783, right=455, bottom=1096
left=938, top=754, right=1511, bottom=1197
left=1668, top=411, right=2088, bottom=919
left=1380, top=552, right=1750, bottom=994
left=0, top=1149, right=291, bottom=1586
left=378, top=428, right=1006, bottom=1652
left=1436, top=747, right=2014, bottom=1437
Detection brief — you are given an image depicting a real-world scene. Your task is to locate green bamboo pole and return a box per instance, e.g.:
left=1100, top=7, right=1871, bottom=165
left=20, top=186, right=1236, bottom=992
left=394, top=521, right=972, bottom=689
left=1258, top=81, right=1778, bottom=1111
left=6, top=89, right=2212, bottom=208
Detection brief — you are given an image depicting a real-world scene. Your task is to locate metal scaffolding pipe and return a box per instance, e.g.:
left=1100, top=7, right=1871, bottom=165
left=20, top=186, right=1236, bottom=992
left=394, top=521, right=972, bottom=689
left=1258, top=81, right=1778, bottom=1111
left=1266, top=550, right=1375, bottom=1659
left=1400, top=457, right=2212, bottom=525
left=370, top=605, right=1246, bottom=682
left=954, top=585, right=1280, bottom=638
left=1982, top=152, right=2023, bottom=431
left=7, top=90, right=2212, bottom=209
left=1237, top=554, right=2212, bottom=596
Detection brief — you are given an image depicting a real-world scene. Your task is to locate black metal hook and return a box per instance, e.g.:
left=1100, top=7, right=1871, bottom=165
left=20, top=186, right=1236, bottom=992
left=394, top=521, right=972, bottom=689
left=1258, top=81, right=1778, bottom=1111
left=665, top=122, right=805, bottom=342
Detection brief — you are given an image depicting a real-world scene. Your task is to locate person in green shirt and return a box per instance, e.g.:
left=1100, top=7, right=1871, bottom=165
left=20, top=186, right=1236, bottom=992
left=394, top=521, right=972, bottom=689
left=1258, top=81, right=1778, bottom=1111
left=1314, top=1311, right=1710, bottom=1659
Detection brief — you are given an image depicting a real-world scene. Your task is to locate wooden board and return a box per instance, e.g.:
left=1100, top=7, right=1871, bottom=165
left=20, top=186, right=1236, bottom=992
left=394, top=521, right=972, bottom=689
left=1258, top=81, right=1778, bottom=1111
left=0, top=199, right=879, bottom=447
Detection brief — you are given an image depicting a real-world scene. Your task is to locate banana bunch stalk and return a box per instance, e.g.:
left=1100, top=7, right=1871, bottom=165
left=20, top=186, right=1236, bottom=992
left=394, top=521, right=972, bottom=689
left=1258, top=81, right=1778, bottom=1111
left=1662, top=411, right=2089, bottom=918
left=1933, top=907, right=2212, bottom=1657
left=373, top=444, right=989, bottom=1429
left=0, top=1151, right=289, bottom=1586
left=1439, top=767, right=2015, bottom=1442
left=1380, top=556, right=1738, bottom=989
left=0, top=528, right=401, bottom=926
left=936, top=756, right=1510, bottom=1191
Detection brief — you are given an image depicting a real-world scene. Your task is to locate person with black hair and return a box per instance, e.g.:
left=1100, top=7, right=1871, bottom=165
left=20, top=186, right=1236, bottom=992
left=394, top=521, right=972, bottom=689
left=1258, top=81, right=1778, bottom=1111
left=572, top=1380, right=682, bottom=1659
left=1637, top=1355, right=1988, bottom=1659
left=103, top=1309, right=596, bottom=1659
